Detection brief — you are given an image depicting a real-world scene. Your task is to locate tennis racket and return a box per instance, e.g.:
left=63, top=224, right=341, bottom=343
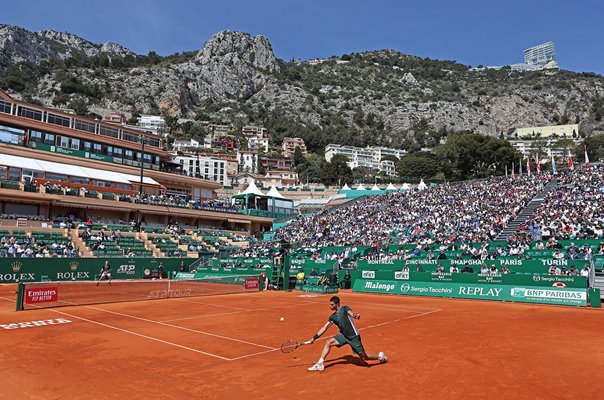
left=280, top=339, right=312, bottom=353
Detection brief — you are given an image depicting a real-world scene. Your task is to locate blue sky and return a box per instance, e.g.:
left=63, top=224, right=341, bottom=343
left=3, top=0, right=604, bottom=75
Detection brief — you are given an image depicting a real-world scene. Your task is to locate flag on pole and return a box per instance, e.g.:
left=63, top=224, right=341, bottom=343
left=512, top=162, right=515, bottom=179
left=505, top=165, right=508, bottom=178
left=584, top=146, right=591, bottom=168
left=519, top=158, right=523, bottom=177
left=551, top=153, right=557, bottom=175
left=568, top=150, right=574, bottom=171
left=535, top=154, right=541, bottom=174
left=526, top=158, right=531, bottom=176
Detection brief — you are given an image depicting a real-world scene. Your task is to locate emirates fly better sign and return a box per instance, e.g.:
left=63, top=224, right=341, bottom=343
left=24, top=286, right=58, bottom=305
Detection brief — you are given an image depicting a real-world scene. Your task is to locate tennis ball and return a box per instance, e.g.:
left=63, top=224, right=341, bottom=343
left=280, top=317, right=285, bottom=321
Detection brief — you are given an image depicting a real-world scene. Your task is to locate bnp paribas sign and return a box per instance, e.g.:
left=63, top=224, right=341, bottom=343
left=353, top=279, right=588, bottom=307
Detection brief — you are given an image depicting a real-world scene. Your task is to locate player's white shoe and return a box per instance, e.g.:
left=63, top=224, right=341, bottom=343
left=378, top=352, right=388, bottom=363
left=307, top=363, right=324, bottom=371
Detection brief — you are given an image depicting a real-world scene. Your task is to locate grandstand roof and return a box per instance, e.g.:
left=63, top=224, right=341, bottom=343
left=0, top=153, right=133, bottom=185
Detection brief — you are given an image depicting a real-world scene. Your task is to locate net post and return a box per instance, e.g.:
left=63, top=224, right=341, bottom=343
left=16, top=282, right=24, bottom=311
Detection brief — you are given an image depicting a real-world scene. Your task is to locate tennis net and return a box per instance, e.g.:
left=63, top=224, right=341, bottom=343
left=16, top=275, right=261, bottom=311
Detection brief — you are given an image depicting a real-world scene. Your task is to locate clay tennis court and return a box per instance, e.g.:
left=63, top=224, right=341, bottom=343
left=1, top=282, right=603, bottom=400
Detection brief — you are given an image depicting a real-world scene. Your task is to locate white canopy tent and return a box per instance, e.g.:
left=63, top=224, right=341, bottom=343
left=400, top=183, right=411, bottom=191
left=385, top=183, right=398, bottom=191
left=241, top=180, right=265, bottom=196
left=370, top=184, right=381, bottom=191
left=356, top=183, right=366, bottom=191
left=266, top=186, right=287, bottom=199
left=231, top=181, right=293, bottom=216
left=417, top=179, right=428, bottom=191
left=341, top=183, right=351, bottom=191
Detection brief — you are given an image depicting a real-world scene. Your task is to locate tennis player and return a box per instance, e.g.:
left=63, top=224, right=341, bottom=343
left=96, top=260, right=112, bottom=286
left=307, top=296, right=387, bottom=371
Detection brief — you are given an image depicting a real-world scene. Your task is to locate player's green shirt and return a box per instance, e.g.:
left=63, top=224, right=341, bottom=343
left=328, top=305, right=359, bottom=339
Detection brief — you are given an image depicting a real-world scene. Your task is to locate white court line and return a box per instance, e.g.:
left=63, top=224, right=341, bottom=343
left=281, top=298, right=438, bottom=314
left=165, top=297, right=252, bottom=311
left=231, top=309, right=443, bottom=361
left=404, top=308, right=442, bottom=320
left=82, top=305, right=276, bottom=350
left=160, top=310, right=242, bottom=323
left=229, top=348, right=279, bottom=361
left=47, top=308, right=231, bottom=360
left=341, top=299, right=441, bottom=311
left=159, top=301, right=318, bottom=323
left=267, top=295, right=439, bottom=313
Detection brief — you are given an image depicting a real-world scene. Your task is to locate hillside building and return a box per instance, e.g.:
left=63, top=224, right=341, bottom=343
left=514, top=124, right=579, bottom=139
left=325, top=144, right=406, bottom=176
left=282, top=137, right=307, bottom=157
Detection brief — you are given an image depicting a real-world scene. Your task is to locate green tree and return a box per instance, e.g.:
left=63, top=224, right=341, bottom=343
left=435, top=132, right=521, bottom=180
left=293, top=147, right=307, bottom=168
left=162, top=115, right=180, bottom=136
left=322, top=154, right=352, bottom=185
left=397, top=152, right=441, bottom=182
left=296, top=153, right=324, bottom=184
left=127, top=112, right=141, bottom=125
left=351, top=166, right=376, bottom=183
left=582, top=133, right=604, bottom=162
left=68, top=97, right=89, bottom=116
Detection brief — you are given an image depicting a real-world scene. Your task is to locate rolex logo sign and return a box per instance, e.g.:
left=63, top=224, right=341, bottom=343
left=11, top=261, right=22, bottom=272
left=69, top=261, right=79, bottom=272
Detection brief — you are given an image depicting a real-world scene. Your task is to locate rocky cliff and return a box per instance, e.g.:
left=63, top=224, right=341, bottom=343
left=1, top=24, right=603, bottom=152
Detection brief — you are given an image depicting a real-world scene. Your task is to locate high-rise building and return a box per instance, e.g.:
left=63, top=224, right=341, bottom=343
left=523, top=41, right=555, bottom=66
left=174, top=154, right=228, bottom=185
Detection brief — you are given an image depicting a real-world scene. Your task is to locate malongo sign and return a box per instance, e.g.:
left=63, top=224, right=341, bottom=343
left=353, top=279, right=588, bottom=306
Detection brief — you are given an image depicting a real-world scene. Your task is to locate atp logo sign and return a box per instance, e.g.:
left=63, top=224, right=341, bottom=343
left=117, top=265, right=136, bottom=275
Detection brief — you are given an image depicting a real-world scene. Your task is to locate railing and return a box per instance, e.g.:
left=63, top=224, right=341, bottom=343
left=0, top=180, right=22, bottom=190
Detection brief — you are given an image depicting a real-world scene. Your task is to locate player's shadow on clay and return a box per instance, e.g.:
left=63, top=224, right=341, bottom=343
left=324, top=355, right=377, bottom=369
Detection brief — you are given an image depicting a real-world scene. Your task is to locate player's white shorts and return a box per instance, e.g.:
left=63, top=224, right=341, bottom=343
left=100, top=272, right=111, bottom=278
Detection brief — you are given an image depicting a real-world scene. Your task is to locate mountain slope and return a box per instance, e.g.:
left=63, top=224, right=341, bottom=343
left=1, top=25, right=603, bottom=153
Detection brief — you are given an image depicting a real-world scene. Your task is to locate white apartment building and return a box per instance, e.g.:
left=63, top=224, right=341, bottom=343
left=137, top=115, right=165, bottom=134
left=325, top=144, right=406, bottom=176
left=242, top=125, right=268, bottom=137
left=248, top=136, right=269, bottom=153
left=174, top=154, right=228, bottom=185
left=380, top=160, right=396, bottom=177
left=514, top=124, right=579, bottom=139
left=524, top=41, right=556, bottom=66
left=172, top=139, right=201, bottom=151
left=509, top=139, right=579, bottom=159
